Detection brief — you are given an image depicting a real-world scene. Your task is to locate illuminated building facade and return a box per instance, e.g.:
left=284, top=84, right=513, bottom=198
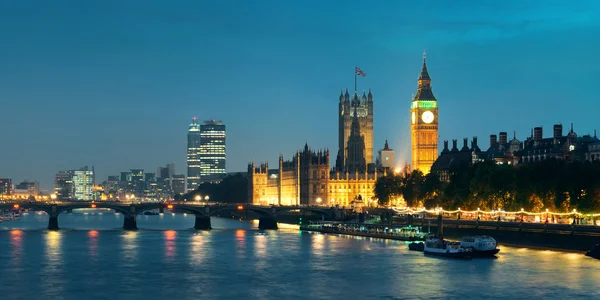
left=336, top=88, right=373, bottom=171
left=187, top=117, right=201, bottom=191
left=14, top=180, right=40, bottom=198
left=54, top=170, right=74, bottom=200
left=73, top=166, right=95, bottom=201
left=248, top=145, right=377, bottom=207
left=200, top=120, right=226, bottom=182
left=0, top=178, right=12, bottom=198
left=411, top=53, right=439, bottom=174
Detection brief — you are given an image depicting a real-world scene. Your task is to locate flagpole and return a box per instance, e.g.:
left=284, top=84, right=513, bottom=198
left=354, top=66, right=357, bottom=92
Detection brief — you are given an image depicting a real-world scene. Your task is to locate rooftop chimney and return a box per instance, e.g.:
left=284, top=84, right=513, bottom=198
left=490, top=134, right=497, bottom=148
left=462, top=138, right=469, bottom=151
left=553, top=124, right=562, bottom=144
left=471, top=136, right=479, bottom=151
left=534, top=127, right=543, bottom=142
left=499, top=132, right=507, bottom=146
left=451, top=139, right=458, bottom=152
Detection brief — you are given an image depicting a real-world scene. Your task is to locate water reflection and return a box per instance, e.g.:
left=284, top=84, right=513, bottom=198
left=164, top=230, right=177, bottom=260
left=254, top=233, right=267, bottom=270
left=88, top=230, right=99, bottom=258
left=235, top=229, right=246, bottom=259
left=190, top=233, right=206, bottom=266
left=10, top=230, right=23, bottom=266
left=121, top=231, right=139, bottom=262
left=42, top=231, right=64, bottom=296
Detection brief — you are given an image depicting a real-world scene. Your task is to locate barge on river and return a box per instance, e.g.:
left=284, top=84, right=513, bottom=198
left=300, top=221, right=427, bottom=241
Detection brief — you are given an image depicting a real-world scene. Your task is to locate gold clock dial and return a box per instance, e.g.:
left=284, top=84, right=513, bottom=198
left=422, top=111, right=434, bottom=124
left=411, top=112, right=416, bottom=124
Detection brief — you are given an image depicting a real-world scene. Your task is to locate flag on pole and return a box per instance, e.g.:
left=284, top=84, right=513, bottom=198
left=355, top=66, right=366, bottom=77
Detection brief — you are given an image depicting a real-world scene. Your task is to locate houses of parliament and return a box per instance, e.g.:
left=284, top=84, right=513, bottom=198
left=248, top=55, right=439, bottom=206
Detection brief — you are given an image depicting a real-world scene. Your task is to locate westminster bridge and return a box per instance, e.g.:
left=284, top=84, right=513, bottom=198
left=0, top=202, right=338, bottom=230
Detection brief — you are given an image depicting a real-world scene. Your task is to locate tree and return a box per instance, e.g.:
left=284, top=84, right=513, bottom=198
left=374, top=175, right=401, bottom=206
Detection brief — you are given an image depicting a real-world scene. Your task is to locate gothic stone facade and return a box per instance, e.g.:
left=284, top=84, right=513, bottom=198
left=248, top=145, right=377, bottom=207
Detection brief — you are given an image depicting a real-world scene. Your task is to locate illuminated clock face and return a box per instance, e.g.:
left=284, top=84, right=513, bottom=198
left=411, top=112, right=416, bottom=124
left=422, top=111, right=434, bottom=124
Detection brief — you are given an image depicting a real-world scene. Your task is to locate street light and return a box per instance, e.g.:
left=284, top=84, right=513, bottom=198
left=205, top=195, right=209, bottom=201
left=316, top=198, right=322, bottom=205
left=195, top=195, right=201, bottom=201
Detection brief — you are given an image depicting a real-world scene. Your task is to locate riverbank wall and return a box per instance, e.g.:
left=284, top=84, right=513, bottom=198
left=302, top=221, right=600, bottom=252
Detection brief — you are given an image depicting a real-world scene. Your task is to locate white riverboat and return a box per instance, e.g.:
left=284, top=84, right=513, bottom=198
left=1, top=211, right=21, bottom=221
left=460, top=236, right=500, bottom=257
left=424, top=237, right=472, bottom=259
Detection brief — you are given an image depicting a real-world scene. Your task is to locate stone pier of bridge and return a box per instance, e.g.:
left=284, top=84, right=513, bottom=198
left=123, top=205, right=138, bottom=230
left=194, top=207, right=211, bottom=230
left=48, top=205, right=59, bottom=230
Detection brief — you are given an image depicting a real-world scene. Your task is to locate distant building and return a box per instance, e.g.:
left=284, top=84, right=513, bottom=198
left=377, top=140, right=395, bottom=171
left=14, top=180, right=40, bottom=198
left=249, top=144, right=378, bottom=207
left=54, top=170, right=74, bottom=200
left=431, top=139, right=479, bottom=182
left=200, top=120, right=226, bottom=182
left=102, top=175, right=120, bottom=199
left=130, top=169, right=144, bottom=197
left=0, top=178, right=12, bottom=198
left=73, top=166, right=95, bottom=201
left=157, top=163, right=175, bottom=180
left=187, top=118, right=201, bottom=191
left=431, top=123, right=600, bottom=181
left=171, top=174, right=186, bottom=195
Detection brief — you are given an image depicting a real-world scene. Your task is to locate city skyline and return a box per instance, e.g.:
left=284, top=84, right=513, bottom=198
left=2, top=1, right=600, bottom=189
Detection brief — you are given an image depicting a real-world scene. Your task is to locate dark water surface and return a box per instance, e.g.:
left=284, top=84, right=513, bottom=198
left=1, top=212, right=599, bottom=299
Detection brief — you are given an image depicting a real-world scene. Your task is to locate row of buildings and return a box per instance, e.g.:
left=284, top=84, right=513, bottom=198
left=247, top=56, right=436, bottom=207
left=51, top=164, right=189, bottom=201
left=0, top=179, right=41, bottom=200
left=431, top=124, right=600, bottom=181
left=186, top=119, right=227, bottom=191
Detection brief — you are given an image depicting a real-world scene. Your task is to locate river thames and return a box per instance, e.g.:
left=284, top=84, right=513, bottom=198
left=1, top=212, right=599, bottom=299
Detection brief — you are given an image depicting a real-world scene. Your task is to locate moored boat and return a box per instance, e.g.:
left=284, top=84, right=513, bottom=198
left=424, top=237, right=472, bottom=259
left=408, top=242, right=424, bottom=251
left=586, top=244, right=600, bottom=260
left=460, top=235, right=500, bottom=257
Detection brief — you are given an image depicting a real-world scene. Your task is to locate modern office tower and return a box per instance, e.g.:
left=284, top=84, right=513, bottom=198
left=187, top=118, right=201, bottom=191
left=130, top=169, right=144, bottom=197
left=54, top=170, right=74, bottom=200
left=200, top=120, right=226, bottom=182
left=73, top=166, right=95, bottom=201
left=0, top=178, right=12, bottom=198
left=157, top=163, right=175, bottom=180
left=103, top=175, right=120, bottom=198
left=171, top=174, right=186, bottom=195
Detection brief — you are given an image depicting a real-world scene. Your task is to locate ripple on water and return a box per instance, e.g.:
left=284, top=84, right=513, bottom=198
left=0, top=214, right=598, bottom=299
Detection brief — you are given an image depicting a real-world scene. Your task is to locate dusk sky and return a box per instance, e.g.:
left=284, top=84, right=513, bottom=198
left=1, top=0, right=599, bottom=190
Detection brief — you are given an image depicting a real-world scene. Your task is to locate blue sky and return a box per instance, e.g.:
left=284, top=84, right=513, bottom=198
left=1, top=0, right=599, bottom=190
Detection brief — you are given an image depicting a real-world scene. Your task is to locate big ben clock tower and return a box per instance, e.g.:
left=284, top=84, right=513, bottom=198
left=410, top=52, right=438, bottom=174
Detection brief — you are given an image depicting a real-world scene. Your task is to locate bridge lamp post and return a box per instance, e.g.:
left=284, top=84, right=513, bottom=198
left=205, top=195, right=209, bottom=201
left=50, top=193, right=57, bottom=203
left=316, top=197, right=322, bottom=206
left=195, top=195, right=201, bottom=202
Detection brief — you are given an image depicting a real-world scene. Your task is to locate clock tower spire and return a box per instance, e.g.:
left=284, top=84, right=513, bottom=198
left=410, top=52, right=439, bottom=174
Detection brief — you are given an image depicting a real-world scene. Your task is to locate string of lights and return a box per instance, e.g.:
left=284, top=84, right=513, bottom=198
left=392, top=207, right=600, bottom=218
